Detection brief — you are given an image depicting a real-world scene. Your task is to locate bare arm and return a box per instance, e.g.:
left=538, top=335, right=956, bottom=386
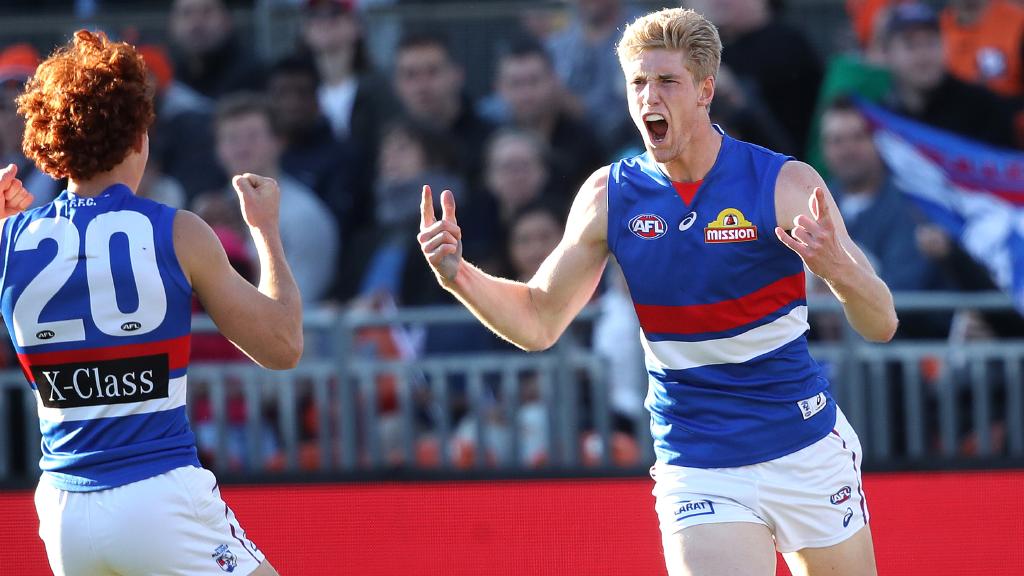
left=775, top=161, right=898, bottom=342
left=176, top=174, right=303, bottom=369
left=418, top=168, right=610, bottom=351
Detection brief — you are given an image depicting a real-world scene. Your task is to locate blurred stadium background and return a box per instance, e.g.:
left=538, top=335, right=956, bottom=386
left=1, top=0, right=1024, bottom=574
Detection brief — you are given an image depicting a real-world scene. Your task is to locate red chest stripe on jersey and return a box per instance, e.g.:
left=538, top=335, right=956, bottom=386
left=672, top=180, right=702, bottom=206
left=17, top=334, right=192, bottom=380
left=634, top=272, right=805, bottom=335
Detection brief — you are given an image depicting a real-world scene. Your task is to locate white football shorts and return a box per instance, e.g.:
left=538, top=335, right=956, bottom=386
left=35, top=465, right=265, bottom=575
left=651, top=407, right=869, bottom=552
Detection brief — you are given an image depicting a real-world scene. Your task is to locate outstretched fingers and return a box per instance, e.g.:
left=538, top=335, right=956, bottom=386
left=775, top=226, right=809, bottom=257
left=421, top=185, right=436, bottom=229
left=440, top=189, right=457, bottom=223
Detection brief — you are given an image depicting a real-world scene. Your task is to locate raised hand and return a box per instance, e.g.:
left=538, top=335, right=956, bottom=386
left=0, top=164, right=34, bottom=218
left=418, top=185, right=462, bottom=284
left=775, top=187, right=849, bottom=284
left=232, top=173, right=280, bottom=232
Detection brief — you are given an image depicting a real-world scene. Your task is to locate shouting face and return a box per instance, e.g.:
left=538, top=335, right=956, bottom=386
left=623, top=48, right=715, bottom=164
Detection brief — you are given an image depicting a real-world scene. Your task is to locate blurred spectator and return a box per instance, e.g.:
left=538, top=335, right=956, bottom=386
left=593, top=262, right=646, bottom=434
left=495, top=39, right=605, bottom=195
left=545, top=0, right=641, bottom=153
left=940, top=0, right=1024, bottom=98
left=506, top=201, right=564, bottom=282
left=167, top=0, right=265, bottom=104
left=214, top=92, right=339, bottom=303
left=139, top=44, right=226, bottom=201
left=693, top=0, right=823, bottom=154
left=711, top=64, right=797, bottom=155
left=878, top=3, right=1020, bottom=148
left=136, top=156, right=187, bottom=208
left=267, top=54, right=358, bottom=238
left=462, top=129, right=557, bottom=273
left=0, top=44, right=61, bottom=207
left=821, top=97, right=950, bottom=337
left=393, top=32, right=494, bottom=187
left=846, top=0, right=908, bottom=51
left=915, top=224, right=1024, bottom=338
left=342, top=119, right=463, bottom=305
left=300, top=0, right=394, bottom=203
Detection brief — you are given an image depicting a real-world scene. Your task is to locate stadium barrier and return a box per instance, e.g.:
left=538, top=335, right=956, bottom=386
left=1, top=291, right=1022, bottom=484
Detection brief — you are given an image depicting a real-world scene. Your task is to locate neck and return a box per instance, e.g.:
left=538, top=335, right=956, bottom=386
left=68, top=165, right=140, bottom=197
left=844, top=166, right=885, bottom=197
left=658, top=120, right=722, bottom=182
left=433, top=99, right=461, bottom=130
left=523, top=109, right=557, bottom=139
left=316, top=49, right=354, bottom=85
left=897, top=82, right=929, bottom=114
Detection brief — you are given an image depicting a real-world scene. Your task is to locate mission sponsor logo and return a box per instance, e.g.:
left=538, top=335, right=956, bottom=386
left=31, top=354, right=170, bottom=409
left=629, top=214, right=668, bottom=239
left=674, top=499, right=716, bottom=520
left=704, top=208, right=758, bottom=243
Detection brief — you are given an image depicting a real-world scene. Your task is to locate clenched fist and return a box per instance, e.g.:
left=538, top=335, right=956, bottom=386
left=0, top=164, right=34, bottom=218
left=232, top=173, right=280, bottom=232
left=418, top=185, right=462, bottom=285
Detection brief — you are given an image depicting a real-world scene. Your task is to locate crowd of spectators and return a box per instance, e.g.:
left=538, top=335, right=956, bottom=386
left=1, top=0, right=1023, bottom=468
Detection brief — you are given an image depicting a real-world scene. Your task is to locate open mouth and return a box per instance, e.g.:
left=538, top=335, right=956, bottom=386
left=644, top=113, right=668, bottom=144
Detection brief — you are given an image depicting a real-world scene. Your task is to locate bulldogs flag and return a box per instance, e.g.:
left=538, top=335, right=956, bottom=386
left=856, top=100, right=1024, bottom=313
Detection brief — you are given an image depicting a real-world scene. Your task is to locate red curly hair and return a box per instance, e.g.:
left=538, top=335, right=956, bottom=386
left=16, top=30, right=155, bottom=181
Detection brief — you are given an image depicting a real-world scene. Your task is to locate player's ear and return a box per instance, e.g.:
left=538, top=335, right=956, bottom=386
left=697, top=75, right=715, bottom=108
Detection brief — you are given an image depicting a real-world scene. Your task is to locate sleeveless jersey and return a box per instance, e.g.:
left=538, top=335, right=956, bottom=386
left=607, top=130, right=836, bottom=468
left=0, top=184, right=199, bottom=491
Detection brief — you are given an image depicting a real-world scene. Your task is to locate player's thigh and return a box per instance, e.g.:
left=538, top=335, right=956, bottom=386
left=782, top=524, right=877, bottom=576
left=663, top=521, right=777, bottom=576
left=249, top=560, right=280, bottom=575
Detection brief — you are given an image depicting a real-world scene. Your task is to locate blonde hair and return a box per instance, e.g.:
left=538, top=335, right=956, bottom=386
left=616, top=8, right=722, bottom=84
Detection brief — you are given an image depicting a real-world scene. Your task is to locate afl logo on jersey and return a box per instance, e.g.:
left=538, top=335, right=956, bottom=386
left=36, top=330, right=56, bottom=340
left=705, top=208, right=758, bottom=243
left=629, top=214, right=668, bottom=239
left=121, top=322, right=142, bottom=332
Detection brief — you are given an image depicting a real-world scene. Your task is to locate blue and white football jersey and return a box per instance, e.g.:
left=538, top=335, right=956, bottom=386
left=0, top=184, right=199, bottom=491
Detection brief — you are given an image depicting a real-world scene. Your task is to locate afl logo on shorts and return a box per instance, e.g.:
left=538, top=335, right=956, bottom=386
left=629, top=214, right=668, bottom=239
left=830, top=485, right=852, bottom=505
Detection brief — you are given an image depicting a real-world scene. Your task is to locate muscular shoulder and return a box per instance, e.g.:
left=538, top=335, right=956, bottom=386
left=172, top=210, right=226, bottom=288
left=774, top=161, right=829, bottom=229
left=565, top=166, right=610, bottom=246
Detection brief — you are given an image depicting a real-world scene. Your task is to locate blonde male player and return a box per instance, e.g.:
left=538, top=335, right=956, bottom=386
left=418, top=8, right=896, bottom=576
left=1, top=31, right=299, bottom=575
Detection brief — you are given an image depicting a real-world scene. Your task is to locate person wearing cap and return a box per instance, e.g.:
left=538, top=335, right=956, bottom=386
left=0, top=44, right=61, bottom=207
left=878, top=2, right=1020, bottom=148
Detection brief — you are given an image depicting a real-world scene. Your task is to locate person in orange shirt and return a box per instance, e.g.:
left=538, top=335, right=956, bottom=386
left=941, top=0, right=1024, bottom=97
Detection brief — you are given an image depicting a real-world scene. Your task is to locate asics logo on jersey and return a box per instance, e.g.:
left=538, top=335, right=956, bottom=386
left=830, top=486, right=852, bottom=505
left=704, top=208, right=758, bottom=243
left=674, top=499, right=715, bottom=520
left=31, top=354, right=169, bottom=409
left=629, top=214, right=668, bottom=239
left=679, top=211, right=697, bottom=231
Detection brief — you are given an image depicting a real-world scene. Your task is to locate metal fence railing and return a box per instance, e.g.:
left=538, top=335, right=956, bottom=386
left=1, top=291, right=1023, bottom=485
